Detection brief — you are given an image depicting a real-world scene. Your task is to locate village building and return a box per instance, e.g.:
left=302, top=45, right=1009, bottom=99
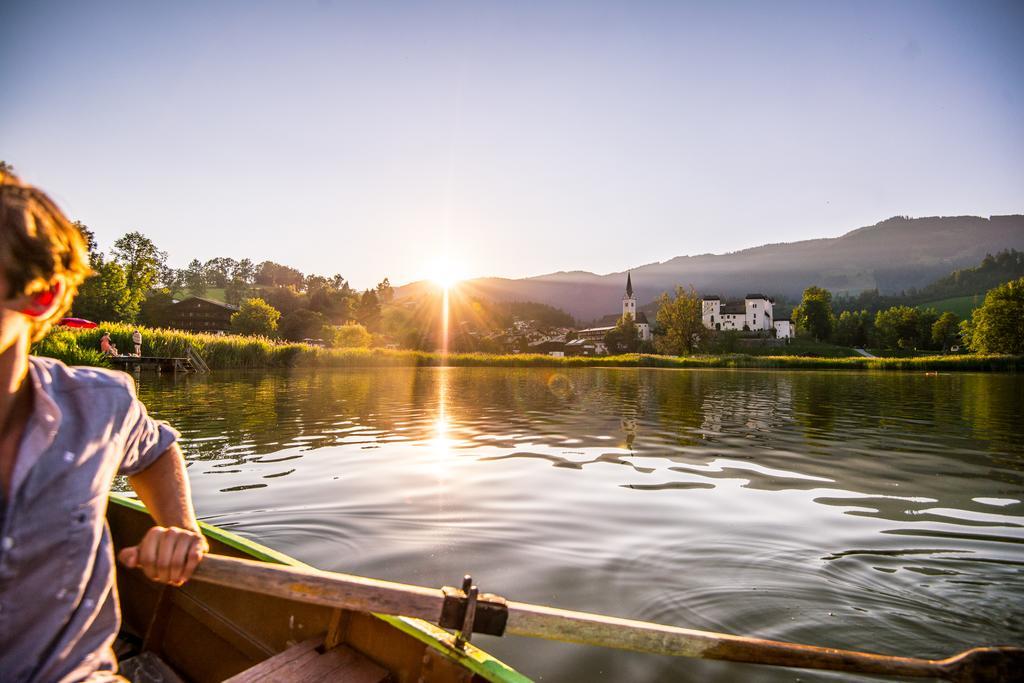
left=701, top=294, right=776, bottom=333
left=575, top=325, right=615, bottom=341
left=564, top=338, right=605, bottom=356
left=528, top=339, right=567, bottom=357
left=774, top=319, right=794, bottom=339
left=166, top=296, right=239, bottom=333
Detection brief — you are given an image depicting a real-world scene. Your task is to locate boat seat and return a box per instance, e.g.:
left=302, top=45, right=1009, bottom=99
left=225, top=637, right=390, bottom=683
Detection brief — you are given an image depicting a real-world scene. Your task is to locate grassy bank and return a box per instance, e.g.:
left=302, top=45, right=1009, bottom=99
left=33, top=323, right=1022, bottom=372
left=731, top=338, right=860, bottom=357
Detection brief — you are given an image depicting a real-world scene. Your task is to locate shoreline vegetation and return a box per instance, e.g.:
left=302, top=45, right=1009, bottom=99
left=34, top=323, right=1022, bottom=372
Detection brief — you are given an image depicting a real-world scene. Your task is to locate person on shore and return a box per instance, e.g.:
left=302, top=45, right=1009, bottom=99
left=0, top=171, right=208, bottom=682
left=100, top=331, right=113, bottom=355
left=132, top=329, right=142, bottom=356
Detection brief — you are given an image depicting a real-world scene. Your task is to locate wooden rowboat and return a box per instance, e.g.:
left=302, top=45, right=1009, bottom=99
left=110, top=493, right=1022, bottom=683
left=108, top=493, right=529, bottom=683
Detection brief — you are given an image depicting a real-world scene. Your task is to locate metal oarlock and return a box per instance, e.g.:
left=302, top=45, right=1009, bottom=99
left=440, top=573, right=509, bottom=647
left=455, top=578, right=479, bottom=648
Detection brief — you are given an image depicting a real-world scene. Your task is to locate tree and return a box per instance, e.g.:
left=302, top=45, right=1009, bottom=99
left=230, top=298, right=280, bottom=337
left=917, top=308, right=940, bottom=350
left=73, top=258, right=137, bottom=323
left=262, top=285, right=305, bottom=316
left=224, top=257, right=256, bottom=305
left=308, top=282, right=354, bottom=324
left=203, top=257, right=237, bottom=288
left=159, top=264, right=187, bottom=296
left=330, top=274, right=350, bottom=294
left=960, top=277, right=1024, bottom=354
left=873, top=305, right=922, bottom=349
left=73, top=221, right=98, bottom=257
left=931, top=312, right=960, bottom=351
left=224, top=275, right=253, bottom=305
left=376, top=278, right=394, bottom=304
left=184, top=259, right=207, bottom=296
left=255, top=261, right=304, bottom=288
left=111, top=232, right=164, bottom=294
left=355, top=289, right=381, bottom=330
left=792, top=286, right=835, bottom=341
left=604, top=313, right=638, bottom=353
left=279, top=308, right=329, bottom=342
left=232, top=258, right=256, bottom=285
left=653, top=286, right=707, bottom=355
left=834, top=309, right=872, bottom=347
left=330, top=323, right=372, bottom=348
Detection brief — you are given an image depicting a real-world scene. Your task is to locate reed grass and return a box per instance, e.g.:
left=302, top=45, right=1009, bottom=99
left=33, top=323, right=1022, bottom=372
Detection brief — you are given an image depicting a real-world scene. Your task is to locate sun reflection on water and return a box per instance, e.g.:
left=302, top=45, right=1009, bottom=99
left=427, top=368, right=456, bottom=479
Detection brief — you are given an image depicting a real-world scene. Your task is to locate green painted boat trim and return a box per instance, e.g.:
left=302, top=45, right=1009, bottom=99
left=109, top=493, right=531, bottom=683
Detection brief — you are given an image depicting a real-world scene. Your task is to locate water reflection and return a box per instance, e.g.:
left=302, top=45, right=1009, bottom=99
left=134, top=368, right=1024, bottom=682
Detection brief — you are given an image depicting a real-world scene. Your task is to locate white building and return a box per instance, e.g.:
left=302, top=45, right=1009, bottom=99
left=774, top=319, right=794, bottom=339
left=701, top=294, right=775, bottom=333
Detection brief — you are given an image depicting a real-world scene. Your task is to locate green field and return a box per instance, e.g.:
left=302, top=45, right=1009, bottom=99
left=916, top=293, right=984, bottom=318
left=185, top=287, right=227, bottom=302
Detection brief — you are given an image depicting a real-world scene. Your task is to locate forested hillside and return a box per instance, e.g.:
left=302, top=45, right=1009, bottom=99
left=834, top=249, right=1024, bottom=314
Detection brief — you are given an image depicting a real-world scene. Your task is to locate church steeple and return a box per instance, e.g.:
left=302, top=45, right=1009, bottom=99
left=622, top=272, right=636, bottom=319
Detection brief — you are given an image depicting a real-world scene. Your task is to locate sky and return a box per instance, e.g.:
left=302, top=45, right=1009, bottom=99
left=2, top=1, right=1022, bottom=289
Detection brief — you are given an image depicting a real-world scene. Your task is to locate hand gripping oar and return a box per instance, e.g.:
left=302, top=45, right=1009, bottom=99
left=191, top=554, right=1022, bottom=682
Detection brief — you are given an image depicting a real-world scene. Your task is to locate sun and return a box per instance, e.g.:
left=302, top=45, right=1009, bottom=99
left=425, top=256, right=466, bottom=290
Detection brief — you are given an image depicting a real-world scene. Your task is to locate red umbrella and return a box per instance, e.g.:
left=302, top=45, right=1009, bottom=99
left=59, top=317, right=98, bottom=329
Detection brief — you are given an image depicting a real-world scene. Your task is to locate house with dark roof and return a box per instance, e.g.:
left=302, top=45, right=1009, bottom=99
left=166, top=297, right=239, bottom=333
left=564, top=338, right=604, bottom=356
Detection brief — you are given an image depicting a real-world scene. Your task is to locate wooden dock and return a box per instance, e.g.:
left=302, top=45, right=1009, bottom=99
left=109, top=355, right=195, bottom=374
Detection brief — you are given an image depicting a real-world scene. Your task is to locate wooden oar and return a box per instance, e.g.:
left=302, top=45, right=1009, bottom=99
left=192, top=554, right=1022, bottom=682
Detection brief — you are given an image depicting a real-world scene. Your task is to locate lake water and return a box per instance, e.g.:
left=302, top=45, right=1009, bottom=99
left=132, top=367, right=1024, bottom=682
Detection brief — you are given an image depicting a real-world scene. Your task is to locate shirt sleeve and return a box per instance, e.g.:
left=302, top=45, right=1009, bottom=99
left=118, top=388, right=180, bottom=477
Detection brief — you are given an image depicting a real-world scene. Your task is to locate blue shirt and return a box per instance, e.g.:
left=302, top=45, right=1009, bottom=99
left=0, top=357, right=178, bottom=682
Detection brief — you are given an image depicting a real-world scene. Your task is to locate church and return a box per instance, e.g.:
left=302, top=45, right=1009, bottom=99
left=576, top=273, right=653, bottom=343
left=622, top=273, right=652, bottom=341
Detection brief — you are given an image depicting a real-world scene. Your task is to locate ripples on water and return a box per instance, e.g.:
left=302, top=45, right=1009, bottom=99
left=133, top=368, right=1024, bottom=682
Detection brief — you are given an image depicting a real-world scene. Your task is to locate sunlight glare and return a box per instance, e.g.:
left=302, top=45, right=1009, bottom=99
left=426, top=256, right=466, bottom=291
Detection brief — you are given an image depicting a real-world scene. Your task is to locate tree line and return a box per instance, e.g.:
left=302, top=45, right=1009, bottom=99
left=71, top=227, right=393, bottom=346
left=793, top=279, right=1024, bottom=354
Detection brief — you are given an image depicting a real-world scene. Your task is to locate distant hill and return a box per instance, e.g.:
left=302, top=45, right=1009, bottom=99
left=395, top=215, right=1024, bottom=321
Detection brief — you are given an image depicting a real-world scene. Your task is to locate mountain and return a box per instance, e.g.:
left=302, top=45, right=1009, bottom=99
left=396, top=215, right=1024, bottom=322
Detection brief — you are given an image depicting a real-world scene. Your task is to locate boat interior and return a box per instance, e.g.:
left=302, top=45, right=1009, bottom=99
left=109, top=500, right=496, bottom=683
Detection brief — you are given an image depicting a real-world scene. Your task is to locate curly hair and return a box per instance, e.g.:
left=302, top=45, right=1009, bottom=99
left=0, top=170, right=92, bottom=341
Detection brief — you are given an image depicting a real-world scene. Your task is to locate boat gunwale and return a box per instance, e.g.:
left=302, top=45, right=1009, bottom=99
left=109, top=493, right=530, bottom=683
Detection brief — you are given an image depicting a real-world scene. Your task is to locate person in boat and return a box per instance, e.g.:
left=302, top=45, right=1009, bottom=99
left=0, top=171, right=208, bottom=682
